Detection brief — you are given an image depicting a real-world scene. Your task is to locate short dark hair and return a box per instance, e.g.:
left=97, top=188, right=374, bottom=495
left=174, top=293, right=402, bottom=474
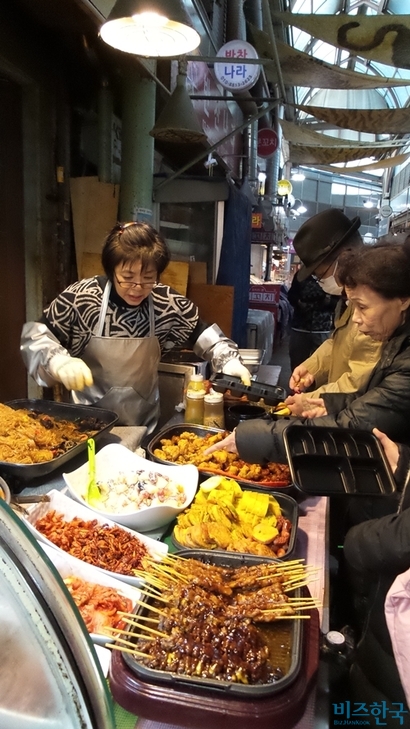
left=101, top=222, right=170, bottom=280
left=338, top=239, right=410, bottom=299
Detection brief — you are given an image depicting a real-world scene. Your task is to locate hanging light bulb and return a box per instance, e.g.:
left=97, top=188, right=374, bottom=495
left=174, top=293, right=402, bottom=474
left=294, top=199, right=307, bottom=214
left=291, top=168, right=305, bottom=182
left=100, top=0, right=201, bottom=58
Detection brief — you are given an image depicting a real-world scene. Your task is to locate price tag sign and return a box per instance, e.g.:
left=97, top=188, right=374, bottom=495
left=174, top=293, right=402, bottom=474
left=214, top=40, right=260, bottom=92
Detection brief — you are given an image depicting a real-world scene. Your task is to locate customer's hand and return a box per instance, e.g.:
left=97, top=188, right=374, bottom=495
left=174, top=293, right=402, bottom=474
left=203, top=430, right=238, bottom=456
left=289, top=365, right=314, bottom=393
left=49, top=354, right=94, bottom=391
left=285, top=393, right=306, bottom=416
left=373, top=428, right=399, bottom=474
left=222, top=358, right=252, bottom=386
left=301, top=398, right=327, bottom=418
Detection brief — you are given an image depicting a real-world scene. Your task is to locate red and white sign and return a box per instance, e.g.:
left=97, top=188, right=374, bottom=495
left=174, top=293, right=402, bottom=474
left=214, top=40, right=260, bottom=92
left=257, top=128, right=278, bottom=158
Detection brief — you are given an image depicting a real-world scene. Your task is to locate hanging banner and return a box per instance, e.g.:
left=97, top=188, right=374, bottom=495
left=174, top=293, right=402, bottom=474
left=214, top=40, right=260, bottom=92
left=257, top=128, right=279, bottom=158
left=247, top=23, right=410, bottom=89
left=272, top=13, right=410, bottom=70
left=296, top=105, right=410, bottom=136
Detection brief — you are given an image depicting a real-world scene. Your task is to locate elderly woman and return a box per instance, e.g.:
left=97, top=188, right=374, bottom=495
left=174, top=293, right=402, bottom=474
left=206, top=239, right=410, bottom=462
left=20, top=221, right=250, bottom=430
left=337, top=428, right=410, bottom=719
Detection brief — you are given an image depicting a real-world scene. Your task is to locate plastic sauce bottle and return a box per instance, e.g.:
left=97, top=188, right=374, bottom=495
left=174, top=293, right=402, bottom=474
left=187, top=373, right=205, bottom=392
left=184, top=389, right=206, bottom=425
left=203, top=391, right=225, bottom=429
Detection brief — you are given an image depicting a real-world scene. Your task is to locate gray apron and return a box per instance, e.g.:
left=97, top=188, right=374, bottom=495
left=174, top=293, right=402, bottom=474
left=71, top=281, right=161, bottom=431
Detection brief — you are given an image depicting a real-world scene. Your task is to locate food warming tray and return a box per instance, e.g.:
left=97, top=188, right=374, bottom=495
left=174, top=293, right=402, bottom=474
left=0, top=399, right=118, bottom=483
left=170, top=490, right=299, bottom=561
left=209, top=373, right=286, bottom=407
left=121, top=549, right=304, bottom=697
left=147, top=424, right=292, bottom=489
left=283, top=425, right=396, bottom=496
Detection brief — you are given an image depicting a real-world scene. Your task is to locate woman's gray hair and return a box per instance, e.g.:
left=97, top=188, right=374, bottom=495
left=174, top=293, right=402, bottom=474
left=338, top=239, right=410, bottom=299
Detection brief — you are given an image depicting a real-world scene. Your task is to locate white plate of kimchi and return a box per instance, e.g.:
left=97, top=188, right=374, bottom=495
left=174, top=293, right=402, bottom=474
left=22, top=489, right=168, bottom=587
left=40, top=543, right=141, bottom=646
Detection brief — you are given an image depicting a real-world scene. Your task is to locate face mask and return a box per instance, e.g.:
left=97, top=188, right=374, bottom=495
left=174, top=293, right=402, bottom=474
left=317, top=260, right=343, bottom=295
left=319, top=276, right=343, bottom=295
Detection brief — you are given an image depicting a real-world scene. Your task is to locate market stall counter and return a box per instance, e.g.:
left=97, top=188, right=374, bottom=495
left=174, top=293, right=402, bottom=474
left=11, top=416, right=328, bottom=729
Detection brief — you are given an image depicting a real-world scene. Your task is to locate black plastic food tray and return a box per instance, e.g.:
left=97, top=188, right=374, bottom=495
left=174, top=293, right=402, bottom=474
left=209, top=373, right=287, bottom=407
left=283, top=425, right=396, bottom=497
left=122, top=549, right=303, bottom=697
left=171, top=490, right=299, bottom=561
left=147, top=423, right=293, bottom=490
left=0, top=399, right=118, bottom=483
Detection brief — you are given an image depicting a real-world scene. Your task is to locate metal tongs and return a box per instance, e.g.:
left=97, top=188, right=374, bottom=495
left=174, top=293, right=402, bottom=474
left=10, top=493, right=50, bottom=516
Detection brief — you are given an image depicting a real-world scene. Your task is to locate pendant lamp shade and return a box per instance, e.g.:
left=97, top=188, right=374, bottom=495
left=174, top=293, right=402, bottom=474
left=150, top=73, right=207, bottom=144
left=100, top=0, right=201, bottom=58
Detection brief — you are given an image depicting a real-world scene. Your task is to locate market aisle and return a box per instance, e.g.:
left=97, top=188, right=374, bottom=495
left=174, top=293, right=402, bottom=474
left=270, top=333, right=292, bottom=394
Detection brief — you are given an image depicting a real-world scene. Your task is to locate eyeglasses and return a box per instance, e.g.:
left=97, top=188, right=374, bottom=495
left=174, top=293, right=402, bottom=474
left=312, top=260, right=336, bottom=284
left=114, top=273, right=157, bottom=290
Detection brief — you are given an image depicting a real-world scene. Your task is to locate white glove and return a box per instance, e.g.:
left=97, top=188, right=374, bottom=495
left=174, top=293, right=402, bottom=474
left=222, top=358, right=252, bottom=386
left=49, top=354, right=94, bottom=391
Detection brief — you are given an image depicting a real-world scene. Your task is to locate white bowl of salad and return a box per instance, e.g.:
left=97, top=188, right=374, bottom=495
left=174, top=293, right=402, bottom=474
left=63, top=443, right=198, bottom=532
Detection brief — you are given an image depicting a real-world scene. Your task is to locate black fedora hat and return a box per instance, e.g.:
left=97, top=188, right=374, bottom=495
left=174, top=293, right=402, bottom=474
left=294, top=209, right=362, bottom=281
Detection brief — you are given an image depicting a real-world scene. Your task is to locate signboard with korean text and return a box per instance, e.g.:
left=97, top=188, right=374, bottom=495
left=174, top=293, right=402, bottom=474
left=257, top=128, right=278, bottom=158
left=252, top=212, right=263, bottom=229
left=251, top=229, right=275, bottom=243
left=214, top=40, right=260, bottom=92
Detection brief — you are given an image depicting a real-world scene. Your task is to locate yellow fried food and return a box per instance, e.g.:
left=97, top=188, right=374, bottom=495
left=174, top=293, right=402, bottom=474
left=252, top=523, right=279, bottom=544
left=174, top=476, right=292, bottom=557
left=153, top=431, right=291, bottom=484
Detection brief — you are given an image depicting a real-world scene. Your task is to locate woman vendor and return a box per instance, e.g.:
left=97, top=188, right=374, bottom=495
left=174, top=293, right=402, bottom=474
left=205, top=239, right=410, bottom=462
left=20, top=221, right=251, bottom=431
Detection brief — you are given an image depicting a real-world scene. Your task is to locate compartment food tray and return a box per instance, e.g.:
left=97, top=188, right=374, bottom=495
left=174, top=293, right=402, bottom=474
left=171, top=490, right=298, bottom=561
left=209, top=373, right=286, bottom=407
left=121, top=549, right=304, bottom=697
left=147, top=424, right=292, bottom=489
left=0, top=399, right=118, bottom=483
left=283, top=425, right=396, bottom=496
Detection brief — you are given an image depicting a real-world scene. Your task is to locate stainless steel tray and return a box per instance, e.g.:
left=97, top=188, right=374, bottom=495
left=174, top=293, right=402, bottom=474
left=0, top=399, right=118, bottom=483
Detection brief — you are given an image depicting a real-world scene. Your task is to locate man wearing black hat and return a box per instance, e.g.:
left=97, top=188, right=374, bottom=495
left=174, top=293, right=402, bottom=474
left=285, top=209, right=382, bottom=417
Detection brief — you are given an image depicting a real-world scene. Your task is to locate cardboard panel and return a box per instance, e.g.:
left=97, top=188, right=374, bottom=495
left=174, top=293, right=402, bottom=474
left=187, top=283, right=234, bottom=337
left=81, top=252, right=104, bottom=279
left=188, top=261, right=207, bottom=285
left=160, top=261, right=189, bottom=295
left=70, top=176, right=119, bottom=278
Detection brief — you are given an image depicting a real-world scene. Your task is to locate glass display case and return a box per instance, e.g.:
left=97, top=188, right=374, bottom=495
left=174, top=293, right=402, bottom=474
left=0, top=500, right=115, bottom=729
